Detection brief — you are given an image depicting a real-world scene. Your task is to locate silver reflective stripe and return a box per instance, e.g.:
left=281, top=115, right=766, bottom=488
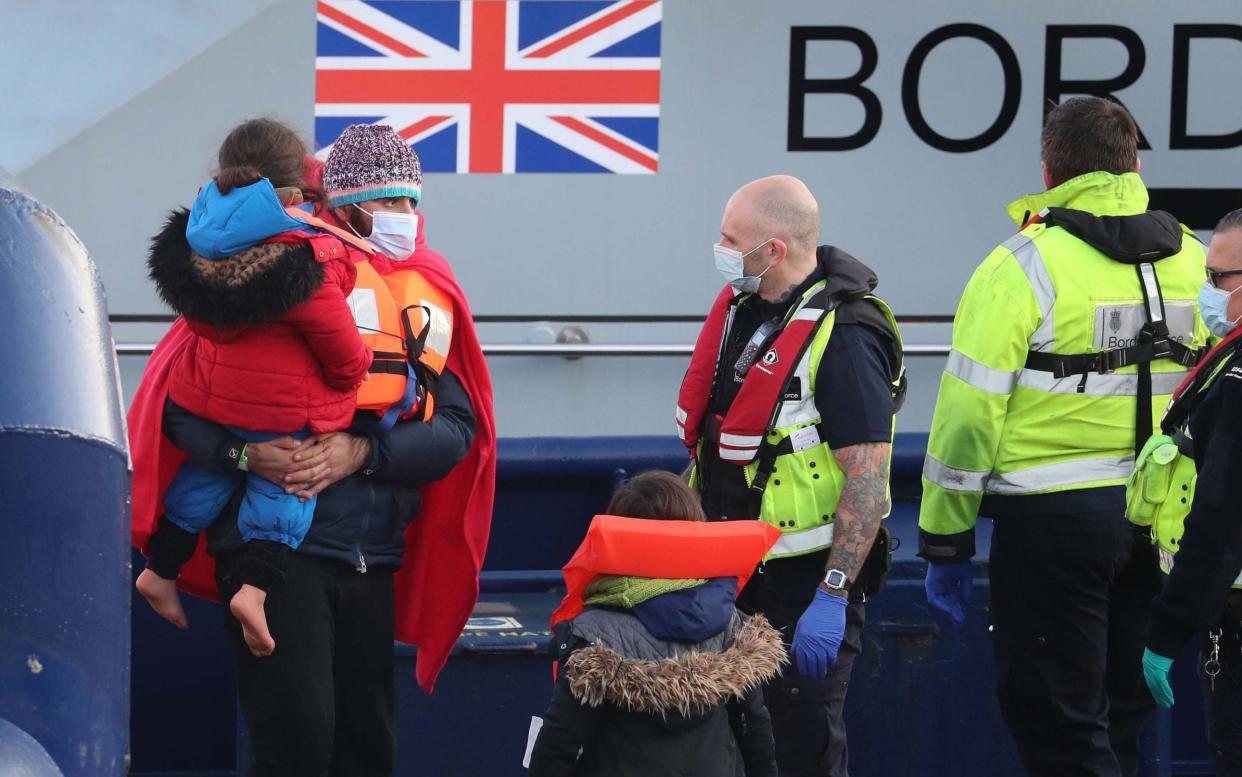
left=1017, top=369, right=1187, bottom=397
left=719, top=446, right=758, bottom=462
left=675, top=406, right=688, bottom=423
left=1006, top=235, right=1056, bottom=352
left=923, top=454, right=990, bottom=492
left=987, top=456, right=1134, bottom=494
left=1161, top=548, right=1242, bottom=588
left=769, top=523, right=835, bottom=557
left=720, top=432, right=762, bottom=448
left=1138, top=263, right=1165, bottom=324
left=676, top=425, right=686, bottom=441
left=946, top=349, right=1018, bottom=395
left=793, top=307, right=825, bottom=322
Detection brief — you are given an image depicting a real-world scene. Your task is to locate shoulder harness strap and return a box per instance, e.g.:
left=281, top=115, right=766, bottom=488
left=748, top=284, right=838, bottom=494
left=1021, top=212, right=1206, bottom=457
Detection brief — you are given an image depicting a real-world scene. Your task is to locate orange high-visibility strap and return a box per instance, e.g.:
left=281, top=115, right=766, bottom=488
left=551, top=515, right=781, bottom=625
left=284, top=207, right=376, bottom=255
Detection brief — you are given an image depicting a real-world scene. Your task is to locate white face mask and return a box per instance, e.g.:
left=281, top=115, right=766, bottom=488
left=353, top=205, right=419, bottom=260
left=714, top=238, right=774, bottom=294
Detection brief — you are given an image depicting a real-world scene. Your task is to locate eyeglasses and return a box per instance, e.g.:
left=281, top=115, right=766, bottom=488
left=1208, top=268, right=1242, bottom=288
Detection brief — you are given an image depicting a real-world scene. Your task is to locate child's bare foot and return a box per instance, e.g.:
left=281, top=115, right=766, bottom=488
left=135, top=568, right=188, bottom=630
left=230, top=584, right=275, bottom=657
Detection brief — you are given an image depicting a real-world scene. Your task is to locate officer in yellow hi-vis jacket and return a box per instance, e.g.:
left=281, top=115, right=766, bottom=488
left=918, top=96, right=1211, bottom=777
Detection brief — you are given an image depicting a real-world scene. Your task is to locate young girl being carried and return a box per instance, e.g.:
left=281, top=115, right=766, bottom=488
left=135, top=118, right=374, bottom=656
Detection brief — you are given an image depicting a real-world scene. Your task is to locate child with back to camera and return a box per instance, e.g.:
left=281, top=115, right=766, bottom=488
left=135, top=118, right=373, bottom=657
left=530, top=470, right=782, bottom=777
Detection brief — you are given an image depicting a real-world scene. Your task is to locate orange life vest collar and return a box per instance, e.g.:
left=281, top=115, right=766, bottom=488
left=677, top=285, right=830, bottom=464
left=550, top=515, right=780, bottom=625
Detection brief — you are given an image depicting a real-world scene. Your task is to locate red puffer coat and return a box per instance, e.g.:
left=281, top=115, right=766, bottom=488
left=148, top=208, right=372, bottom=433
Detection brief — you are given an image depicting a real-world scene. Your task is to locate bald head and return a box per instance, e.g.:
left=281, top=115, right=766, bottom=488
left=717, top=175, right=821, bottom=301
left=725, top=175, right=820, bottom=255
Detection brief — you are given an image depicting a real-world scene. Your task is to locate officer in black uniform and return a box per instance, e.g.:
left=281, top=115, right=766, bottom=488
left=1146, top=209, right=1242, bottom=775
left=684, top=175, right=901, bottom=777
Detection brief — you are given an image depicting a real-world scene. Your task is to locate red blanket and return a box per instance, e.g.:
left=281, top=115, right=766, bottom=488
left=130, top=212, right=496, bottom=692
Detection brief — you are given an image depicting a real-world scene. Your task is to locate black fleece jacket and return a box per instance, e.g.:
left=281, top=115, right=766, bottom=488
left=162, top=368, right=475, bottom=571
left=1149, top=356, right=1242, bottom=658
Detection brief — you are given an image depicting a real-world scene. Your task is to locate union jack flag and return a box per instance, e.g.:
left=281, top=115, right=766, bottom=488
left=314, top=1, right=662, bottom=174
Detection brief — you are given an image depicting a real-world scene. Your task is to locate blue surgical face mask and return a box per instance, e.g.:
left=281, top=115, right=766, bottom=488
left=714, top=238, right=774, bottom=294
left=1199, top=280, right=1242, bottom=337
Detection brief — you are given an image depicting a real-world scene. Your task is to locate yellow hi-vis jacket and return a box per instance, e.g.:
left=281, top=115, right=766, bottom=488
left=918, top=172, right=1209, bottom=561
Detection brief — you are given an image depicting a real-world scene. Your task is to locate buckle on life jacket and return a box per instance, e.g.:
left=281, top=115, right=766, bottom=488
left=1024, top=337, right=1199, bottom=380
left=1171, top=428, right=1195, bottom=458
left=375, top=362, right=422, bottom=432
left=1139, top=320, right=1174, bottom=363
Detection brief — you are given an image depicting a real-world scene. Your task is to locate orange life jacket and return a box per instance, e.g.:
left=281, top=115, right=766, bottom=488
left=380, top=266, right=454, bottom=421
left=350, top=260, right=412, bottom=415
left=550, top=515, right=781, bottom=626
left=284, top=207, right=454, bottom=424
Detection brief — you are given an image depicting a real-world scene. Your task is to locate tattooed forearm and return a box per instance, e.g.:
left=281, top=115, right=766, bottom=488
left=822, top=442, right=891, bottom=591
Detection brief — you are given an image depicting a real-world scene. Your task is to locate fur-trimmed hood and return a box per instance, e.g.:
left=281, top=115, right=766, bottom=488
left=148, top=208, right=325, bottom=330
left=564, top=614, right=786, bottom=718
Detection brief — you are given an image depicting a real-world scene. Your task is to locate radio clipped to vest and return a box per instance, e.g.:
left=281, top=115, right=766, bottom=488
left=1126, top=330, right=1242, bottom=573
left=1125, top=430, right=1196, bottom=544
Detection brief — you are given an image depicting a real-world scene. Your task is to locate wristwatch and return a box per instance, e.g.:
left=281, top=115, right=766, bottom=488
left=822, top=569, right=851, bottom=592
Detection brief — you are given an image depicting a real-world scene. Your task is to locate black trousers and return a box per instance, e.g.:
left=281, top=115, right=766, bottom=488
left=1200, top=590, right=1242, bottom=775
left=739, top=551, right=866, bottom=777
left=989, top=511, right=1160, bottom=777
left=215, top=551, right=397, bottom=777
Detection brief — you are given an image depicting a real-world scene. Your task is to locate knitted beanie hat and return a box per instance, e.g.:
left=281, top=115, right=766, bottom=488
left=322, top=124, right=422, bottom=208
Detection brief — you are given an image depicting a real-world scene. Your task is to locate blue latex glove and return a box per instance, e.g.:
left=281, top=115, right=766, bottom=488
left=925, top=561, right=973, bottom=626
left=791, top=588, right=848, bottom=678
left=1143, top=648, right=1175, bottom=709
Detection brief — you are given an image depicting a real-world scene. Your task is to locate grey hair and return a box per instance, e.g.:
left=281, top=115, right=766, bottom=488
left=1215, top=208, right=1242, bottom=234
